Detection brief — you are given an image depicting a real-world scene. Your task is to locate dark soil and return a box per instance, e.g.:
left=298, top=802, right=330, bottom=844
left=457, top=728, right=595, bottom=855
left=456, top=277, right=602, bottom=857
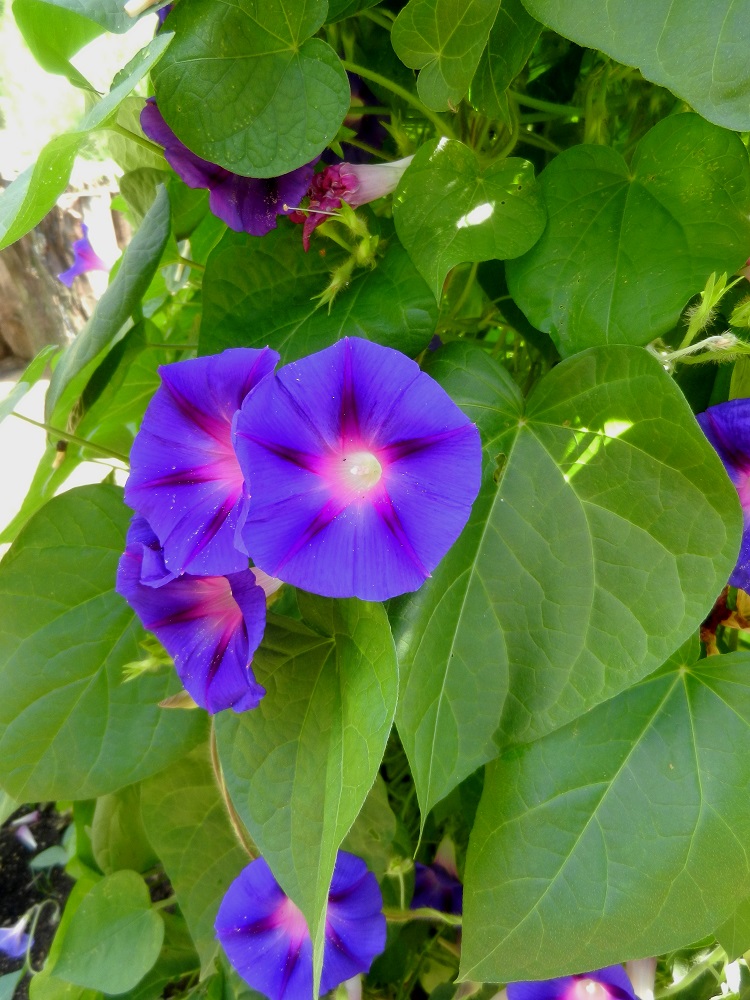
left=0, top=804, right=74, bottom=999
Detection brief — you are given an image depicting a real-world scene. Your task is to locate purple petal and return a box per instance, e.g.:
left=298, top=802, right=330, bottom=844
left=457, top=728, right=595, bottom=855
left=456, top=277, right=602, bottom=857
left=116, top=517, right=266, bottom=714
left=0, top=918, right=31, bottom=960
left=411, top=862, right=463, bottom=914
left=508, top=969, right=638, bottom=1000
left=140, top=99, right=316, bottom=236
left=216, top=852, right=384, bottom=1000
left=58, top=223, right=109, bottom=287
left=125, top=348, right=278, bottom=577
left=234, top=338, right=482, bottom=601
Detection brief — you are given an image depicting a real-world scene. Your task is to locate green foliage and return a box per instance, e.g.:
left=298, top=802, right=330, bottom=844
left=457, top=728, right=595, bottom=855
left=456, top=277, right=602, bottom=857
left=469, top=0, right=541, bottom=120
left=153, top=0, right=349, bottom=177
left=507, top=114, right=750, bottom=355
left=216, top=594, right=398, bottom=992
left=0, top=485, right=206, bottom=800
left=12, top=0, right=102, bottom=89
left=91, top=784, right=160, bottom=875
left=394, top=139, right=546, bottom=299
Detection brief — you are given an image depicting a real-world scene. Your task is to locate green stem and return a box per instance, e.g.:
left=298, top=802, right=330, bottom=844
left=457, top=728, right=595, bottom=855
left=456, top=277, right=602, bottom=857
left=350, top=105, right=391, bottom=116
left=341, top=61, right=458, bottom=140
left=343, top=138, right=391, bottom=161
left=508, top=90, right=583, bottom=116
left=105, top=122, right=165, bottom=158
left=153, top=895, right=178, bottom=910
left=517, top=130, right=563, bottom=154
left=177, top=255, right=206, bottom=272
left=449, top=262, right=478, bottom=319
left=11, top=412, right=129, bottom=463
left=359, top=7, right=394, bottom=30
left=655, top=948, right=725, bottom=999
left=383, top=906, right=463, bottom=927
left=210, top=722, right=258, bottom=860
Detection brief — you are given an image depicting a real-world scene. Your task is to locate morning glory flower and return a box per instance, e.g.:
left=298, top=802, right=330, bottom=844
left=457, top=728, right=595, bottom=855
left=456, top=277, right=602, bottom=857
left=140, top=99, right=317, bottom=236
left=697, top=399, right=750, bottom=590
left=0, top=915, right=31, bottom=960
left=125, top=347, right=278, bottom=578
left=116, top=517, right=267, bottom=714
left=507, top=967, right=638, bottom=1000
left=411, top=838, right=462, bottom=914
left=233, top=337, right=481, bottom=601
left=289, top=156, right=413, bottom=250
left=58, top=223, right=109, bottom=287
left=215, top=851, right=386, bottom=1000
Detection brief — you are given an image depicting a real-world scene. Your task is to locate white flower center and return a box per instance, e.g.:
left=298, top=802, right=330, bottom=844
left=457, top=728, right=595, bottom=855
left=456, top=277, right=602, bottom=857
left=342, top=451, right=382, bottom=490
left=570, top=981, right=610, bottom=1000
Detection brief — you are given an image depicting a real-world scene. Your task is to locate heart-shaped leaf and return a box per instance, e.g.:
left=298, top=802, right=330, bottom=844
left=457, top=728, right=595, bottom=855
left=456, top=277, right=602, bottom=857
left=394, top=138, right=546, bottom=298
left=519, top=0, right=750, bottom=131
left=392, top=0, right=501, bottom=111
left=469, top=0, right=541, bottom=121
left=153, top=0, right=350, bottom=177
left=506, top=113, right=750, bottom=356
left=391, top=343, right=741, bottom=818
left=460, top=642, right=750, bottom=980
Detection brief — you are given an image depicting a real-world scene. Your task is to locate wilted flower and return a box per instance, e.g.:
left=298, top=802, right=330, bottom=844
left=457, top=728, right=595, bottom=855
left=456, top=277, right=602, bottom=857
left=116, top=517, right=267, bottom=714
left=290, top=157, right=413, bottom=250
left=412, top=838, right=462, bottom=914
left=215, top=851, right=385, bottom=1000
left=14, top=825, right=37, bottom=851
left=507, top=967, right=638, bottom=1000
left=58, top=223, right=109, bottom=287
left=0, top=915, right=31, bottom=960
left=125, top=348, right=278, bottom=578
left=140, top=99, right=317, bottom=236
left=696, top=398, right=750, bottom=590
left=233, top=337, right=482, bottom=601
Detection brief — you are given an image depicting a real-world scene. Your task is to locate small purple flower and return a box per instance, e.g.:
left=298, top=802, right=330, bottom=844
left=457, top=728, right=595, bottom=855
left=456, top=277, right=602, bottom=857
left=507, top=967, right=638, bottom=1000
left=156, top=2, right=172, bottom=26
left=14, top=825, right=37, bottom=851
left=215, top=851, right=386, bottom=1000
left=289, top=157, right=413, bottom=250
left=412, top=839, right=462, bottom=914
left=140, top=99, right=317, bottom=236
left=116, top=517, right=267, bottom=714
left=697, top=399, right=750, bottom=590
left=58, top=223, right=109, bottom=287
left=125, top=348, right=278, bottom=578
left=234, top=337, right=481, bottom=601
left=0, top=915, right=31, bottom=960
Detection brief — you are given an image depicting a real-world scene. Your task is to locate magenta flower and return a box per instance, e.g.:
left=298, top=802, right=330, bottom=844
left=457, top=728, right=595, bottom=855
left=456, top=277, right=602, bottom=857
left=215, top=851, right=385, bottom=1000
left=125, top=347, right=278, bottom=578
left=233, top=337, right=481, bottom=601
left=412, top=839, right=462, bottom=914
left=289, top=156, right=413, bottom=250
left=0, top=915, right=31, bottom=960
left=507, top=967, right=638, bottom=1000
left=141, top=99, right=317, bottom=236
left=58, top=223, right=109, bottom=287
left=697, top=399, right=750, bottom=590
left=116, top=517, right=267, bottom=714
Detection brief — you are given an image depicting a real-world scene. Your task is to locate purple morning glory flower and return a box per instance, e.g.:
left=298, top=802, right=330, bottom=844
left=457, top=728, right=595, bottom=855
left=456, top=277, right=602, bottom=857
left=140, top=99, right=317, bottom=236
left=507, top=967, right=638, bottom=1000
left=125, top=347, right=278, bottom=578
left=215, top=851, right=386, bottom=1000
left=697, top=399, right=750, bottom=590
left=58, top=223, right=109, bottom=287
left=412, top=839, right=462, bottom=914
left=156, top=2, right=172, bottom=25
left=0, top=916, right=31, bottom=960
left=116, top=517, right=267, bottom=714
left=233, top=337, right=482, bottom=601
left=289, top=157, right=413, bottom=250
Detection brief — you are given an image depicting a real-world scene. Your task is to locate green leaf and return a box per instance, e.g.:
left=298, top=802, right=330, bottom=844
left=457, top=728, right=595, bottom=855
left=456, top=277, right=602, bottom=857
left=21, top=0, right=145, bottom=31
left=717, top=897, right=750, bottom=962
left=0, top=790, right=19, bottom=826
left=115, top=913, right=199, bottom=1000
left=341, top=776, right=398, bottom=880
left=392, top=343, right=741, bottom=818
left=519, top=0, right=750, bottom=132
left=30, top=877, right=101, bottom=1000
left=52, top=871, right=164, bottom=993
left=326, top=0, right=380, bottom=21
left=0, top=971, right=25, bottom=1000
left=0, top=34, right=172, bottom=252
left=45, top=186, right=171, bottom=424
left=506, top=113, right=750, bottom=356
left=140, top=746, right=249, bottom=976
left=216, top=594, right=398, bottom=992
left=91, top=784, right=159, bottom=875
left=31, top=846, right=70, bottom=870
left=460, top=644, right=750, bottom=980
left=394, top=139, right=546, bottom=299
left=392, top=0, right=501, bottom=111
left=12, top=0, right=102, bottom=89
left=0, top=345, right=57, bottom=424
left=0, top=484, right=207, bottom=800
left=469, top=0, right=541, bottom=120
left=200, top=226, right=437, bottom=362
left=153, top=0, right=349, bottom=177
left=0, top=441, right=83, bottom=545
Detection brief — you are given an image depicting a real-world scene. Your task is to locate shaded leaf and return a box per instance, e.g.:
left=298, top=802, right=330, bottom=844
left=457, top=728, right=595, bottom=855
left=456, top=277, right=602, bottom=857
left=469, top=0, right=541, bottom=120
left=12, top=0, right=101, bottom=89
left=91, top=784, right=159, bottom=875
